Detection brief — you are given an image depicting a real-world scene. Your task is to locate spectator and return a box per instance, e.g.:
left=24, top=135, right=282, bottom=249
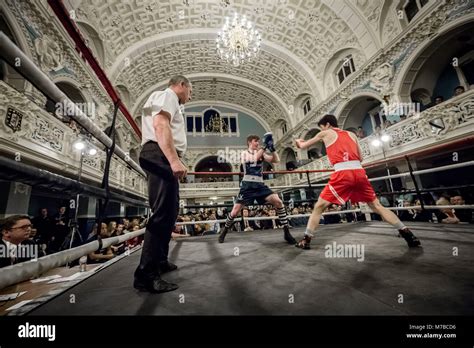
left=436, top=197, right=459, bottom=224
left=122, top=218, right=130, bottom=230
left=356, top=127, right=366, bottom=139
left=87, top=223, right=115, bottom=263
left=410, top=199, right=432, bottom=222
left=242, top=209, right=253, bottom=232
left=453, top=86, right=465, bottom=97
left=324, top=204, right=342, bottom=224
left=451, top=195, right=472, bottom=223
left=49, top=206, right=69, bottom=253
left=107, top=221, right=117, bottom=236
left=1, top=215, right=40, bottom=268
left=434, top=96, right=444, bottom=105
left=111, top=223, right=126, bottom=255
left=32, top=208, right=53, bottom=247
left=377, top=192, right=390, bottom=207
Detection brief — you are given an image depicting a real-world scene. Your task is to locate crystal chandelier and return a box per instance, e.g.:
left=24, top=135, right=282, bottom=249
left=216, top=13, right=262, bottom=67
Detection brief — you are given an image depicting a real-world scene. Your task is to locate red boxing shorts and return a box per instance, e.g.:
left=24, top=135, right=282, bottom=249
left=319, top=169, right=377, bottom=205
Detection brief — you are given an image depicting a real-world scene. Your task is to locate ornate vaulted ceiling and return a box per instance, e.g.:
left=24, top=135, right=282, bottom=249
left=65, top=0, right=386, bottom=127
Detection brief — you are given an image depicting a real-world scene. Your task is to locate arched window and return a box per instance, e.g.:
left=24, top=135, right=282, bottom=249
left=45, top=82, right=89, bottom=120
left=195, top=156, right=233, bottom=183
left=302, top=98, right=311, bottom=116
left=336, top=55, right=356, bottom=85
left=403, top=0, right=429, bottom=23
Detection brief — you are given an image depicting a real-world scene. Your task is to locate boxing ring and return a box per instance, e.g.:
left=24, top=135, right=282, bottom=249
left=1, top=159, right=473, bottom=316
left=5, top=222, right=471, bottom=316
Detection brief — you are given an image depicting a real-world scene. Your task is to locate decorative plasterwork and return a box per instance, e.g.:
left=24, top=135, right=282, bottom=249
left=4, top=0, right=142, bottom=149
left=280, top=0, right=472, bottom=143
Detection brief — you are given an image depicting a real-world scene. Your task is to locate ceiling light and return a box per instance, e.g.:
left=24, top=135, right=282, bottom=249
left=216, top=13, right=261, bottom=67
left=371, top=139, right=381, bottom=147
left=73, top=141, right=85, bottom=150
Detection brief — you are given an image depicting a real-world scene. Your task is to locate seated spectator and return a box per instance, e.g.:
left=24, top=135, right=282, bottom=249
left=205, top=213, right=220, bottom=234
left=242, top=209, right=253, bottom=232
left=87, top=222, right=115, bottom=263
left=289, top=207, right=302, bottom=227
left=398, top=201, right=413, bottom=221
left=410, top=199, right=432, bottom=222
left=125, top=225, right=141, bottom=248
left=453, top=85, right=465, bottom=97
left=111, top=223, right=126, bottom=255
left=356, top=127, right=365, bottom=139
left=377, top=191, right=390, bottom=207
left=434, top=96, right=444, bottom=105
left=436, top=197, right=459, bottom=224
left=1, top=215, right=41, bottom=268
left=399, top=200, right=431, bottom=222
left=172, top=221, right=190, bottom=239
left=324, top=204, right=342, bottom=224
left=250, top=210, right=264, bottom=230
left=268, top=209, right=283, bottom=229
left=451, top=195, right=473, bottom=223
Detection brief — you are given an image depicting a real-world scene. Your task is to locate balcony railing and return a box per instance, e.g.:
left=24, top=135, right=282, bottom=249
left=0, top=81, right=147, bottom=198
left=273, top=90, right=474, bottom=188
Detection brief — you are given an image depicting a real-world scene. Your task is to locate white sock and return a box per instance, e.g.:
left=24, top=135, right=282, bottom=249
left=394, top=221, right=406, bottom=230
left=305, top=228, right=315, bottom=237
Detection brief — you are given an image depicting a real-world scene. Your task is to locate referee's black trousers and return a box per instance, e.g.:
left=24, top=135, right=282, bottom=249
left=136, top=141, right=179, bottom=278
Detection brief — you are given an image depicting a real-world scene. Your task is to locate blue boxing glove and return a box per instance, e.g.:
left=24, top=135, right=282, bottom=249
left=263, top=132, right=275, bottom=152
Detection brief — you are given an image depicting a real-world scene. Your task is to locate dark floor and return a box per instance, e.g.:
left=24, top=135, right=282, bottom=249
left=28, top=222, right=474, bottom=315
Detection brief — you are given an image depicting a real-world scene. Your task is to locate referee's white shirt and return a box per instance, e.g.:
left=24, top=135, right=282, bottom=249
left=141, top=87, right=187, bottom=154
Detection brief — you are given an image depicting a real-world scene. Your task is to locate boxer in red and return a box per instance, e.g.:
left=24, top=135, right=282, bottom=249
left=294, top=114, right=421, bottom=249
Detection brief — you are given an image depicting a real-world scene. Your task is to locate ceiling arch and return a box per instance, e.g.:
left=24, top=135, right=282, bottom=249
left=133, top=77, right=288, bottom=128
left=65, top=0, right=388, bottom=132
left=131, top=72, right=294, bottom=126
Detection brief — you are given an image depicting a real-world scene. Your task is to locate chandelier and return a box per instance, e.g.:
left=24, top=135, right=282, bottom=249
left=216, top=14, right=261, bottom=67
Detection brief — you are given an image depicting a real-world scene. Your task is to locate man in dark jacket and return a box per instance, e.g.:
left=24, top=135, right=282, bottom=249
left=1, top=215, right=39, bottom=268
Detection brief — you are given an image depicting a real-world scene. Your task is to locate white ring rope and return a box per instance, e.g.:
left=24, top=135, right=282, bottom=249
left=0, top=228, right=145, bottom=290
left=1, top=203, right=473, bottom=290
left=180, top=161, right=474, bottom=192
left=175, top=205, right=474, bottom=226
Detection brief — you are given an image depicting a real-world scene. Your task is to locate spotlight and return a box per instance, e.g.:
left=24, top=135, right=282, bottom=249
left=88, top=148, right=97, bottom=156
left=381, top=134, right=390, bottom=142
left=371, top=139, right=381, bottom=147
left=73, top=141, right=85, bottom=150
